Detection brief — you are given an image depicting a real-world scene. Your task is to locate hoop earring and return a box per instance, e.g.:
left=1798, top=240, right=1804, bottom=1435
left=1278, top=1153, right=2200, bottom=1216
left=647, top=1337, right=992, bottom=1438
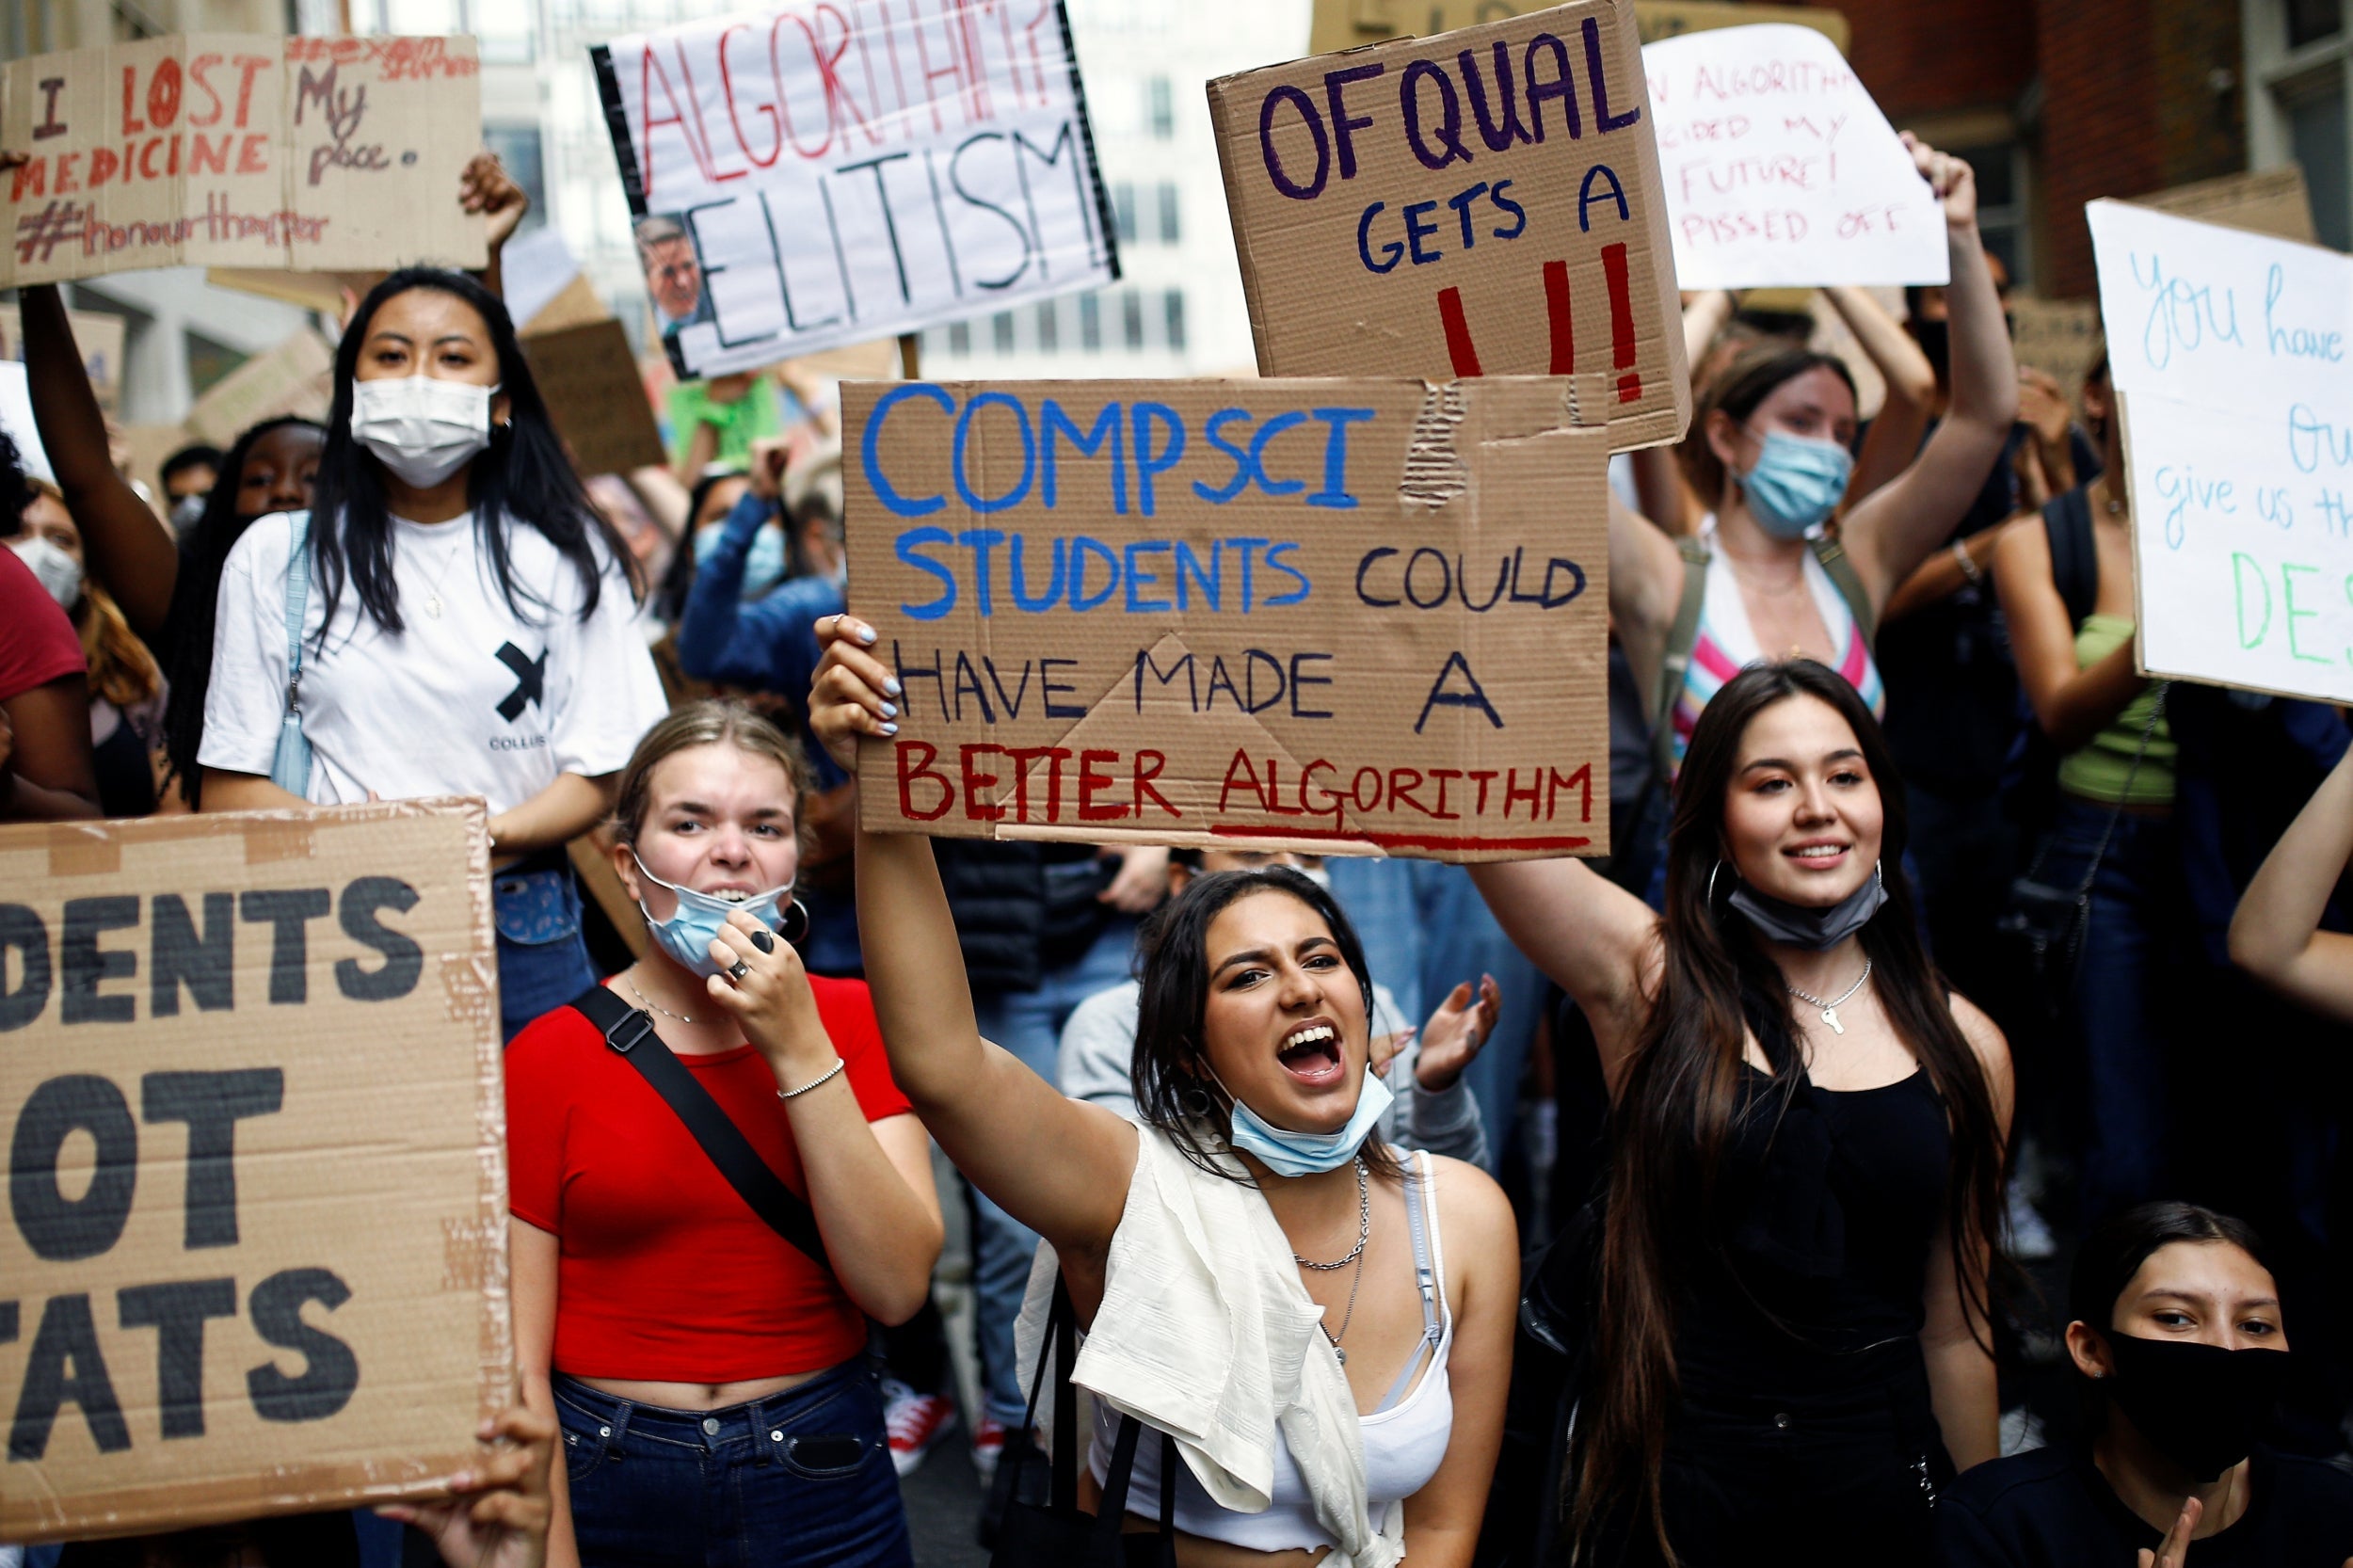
left=1707, top=859, right=1729, bottom=905
left=1875, top=859, right=1885, bottom=888
left=1180, top=1085, right=1213, bottom=1119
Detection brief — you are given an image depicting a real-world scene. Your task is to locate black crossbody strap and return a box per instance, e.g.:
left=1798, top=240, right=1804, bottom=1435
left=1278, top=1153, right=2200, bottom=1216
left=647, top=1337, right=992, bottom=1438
left=568, top=984, right=830, bottom=1270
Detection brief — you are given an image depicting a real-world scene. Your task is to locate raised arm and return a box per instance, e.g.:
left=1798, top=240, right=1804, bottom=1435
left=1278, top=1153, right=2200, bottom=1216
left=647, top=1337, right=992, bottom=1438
left=1841, top=138, right=2019, bottom=608
left=1992, top=518, right=2142, bottom=753
left=1465, top=856, right=1657, bottom=1092
left=1822, top=284, right=1938, bottom=508
left=2229, top=747, right=2353, bottom=1022
left=1610, top=491, right=1688, bottom=718
left=22, top=285, right=179, bottom=638
left=810, top=615, right=1137, bottom=1257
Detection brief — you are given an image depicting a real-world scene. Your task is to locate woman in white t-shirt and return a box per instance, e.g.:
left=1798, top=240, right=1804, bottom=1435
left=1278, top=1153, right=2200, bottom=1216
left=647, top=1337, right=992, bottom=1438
left=202, top=266, right=670, bottom=1039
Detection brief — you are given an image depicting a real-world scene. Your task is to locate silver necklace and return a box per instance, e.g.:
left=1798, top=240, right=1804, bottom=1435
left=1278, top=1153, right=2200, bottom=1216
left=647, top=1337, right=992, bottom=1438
left=408, top=536, right=469, bottom=620
left=1786, top=959, right=1872, bottom=1036
left=1321, top=1247, right=1367, bottom=1367
left=627, top=976, right=698, bottom=1025
left=1291, top=1157, right=1370, bottom=1270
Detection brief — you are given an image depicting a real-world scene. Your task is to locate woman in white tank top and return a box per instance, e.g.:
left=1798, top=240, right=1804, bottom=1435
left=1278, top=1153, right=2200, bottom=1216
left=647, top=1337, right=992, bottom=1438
left=808, top=620, right=1520, bottom=1568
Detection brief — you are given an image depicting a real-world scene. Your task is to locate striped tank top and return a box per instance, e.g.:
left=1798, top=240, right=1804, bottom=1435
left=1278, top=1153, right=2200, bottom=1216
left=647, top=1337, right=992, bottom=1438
left=1669, top=520, right=1885, bottom=776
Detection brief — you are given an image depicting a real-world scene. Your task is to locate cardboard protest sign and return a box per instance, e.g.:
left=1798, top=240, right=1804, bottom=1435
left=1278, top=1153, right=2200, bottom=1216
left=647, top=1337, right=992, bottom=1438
left=0, top=303, right=129, bottom=412
left=2086, top=200, right=2353, bottom=703
left=202, top=267, right=383, bottom=316
left=2006, top=291, right=2103, bottom=395
left=1641, top=24, right=1945, bottom=290
left=591, top=1, right=1118, bottom=381
left=845, top=377, right=1612, bottom=860
left=1208, top=0, right=1689, bottom=453
left=182, top=327, right=334, bottom=448
left=1311, top=0, right=1849, bottom=58
left=2132, top=167, right=2318, bottom=247
left=520, top=319, right=668, bottom=475
left=0, top=799, right=510, bottom=1543
left=0, top=35, right=485, bottom=287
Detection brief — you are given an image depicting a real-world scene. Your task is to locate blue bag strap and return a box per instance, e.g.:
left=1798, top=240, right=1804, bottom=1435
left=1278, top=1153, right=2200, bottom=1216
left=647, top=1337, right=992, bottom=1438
left=281, top=510, right=312, bottom=714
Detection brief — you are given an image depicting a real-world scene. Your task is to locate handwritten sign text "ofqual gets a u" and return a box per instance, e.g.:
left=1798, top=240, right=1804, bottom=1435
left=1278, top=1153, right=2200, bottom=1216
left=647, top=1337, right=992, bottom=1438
left=845, top=377, right=1616, bottom=862
left=2088, top=200, right=2353, bottom=703
left=1207, top=0, right=1689, bottom=454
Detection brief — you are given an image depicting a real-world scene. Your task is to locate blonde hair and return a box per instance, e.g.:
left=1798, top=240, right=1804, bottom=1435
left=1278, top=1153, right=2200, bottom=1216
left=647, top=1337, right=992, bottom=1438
left=21, top=479, right=162, bottom=712
left=611, top=700, right=807, bottom=848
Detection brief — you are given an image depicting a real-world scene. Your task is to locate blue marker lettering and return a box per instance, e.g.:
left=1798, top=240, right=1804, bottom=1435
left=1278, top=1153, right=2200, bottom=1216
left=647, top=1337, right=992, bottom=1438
left=1195, top=409, right=1256, bottom=504
left=863, top=383, right=954, bottom=517
left=1041, top=399, right=1128, bottom=512
left=1125, top=542, right=1174, bottom=611
left=1404, top=200, right=1442, bottom=264
left=1009, top=536, right=1066, bottom=611
left=1229, top=536, right=1271, bottom=612
left=1309, top=408, right=1374, bottom=509
left=952, top=392, right=1037, bottom=513
left=1176, top=540, right=1224, bottom=609
left=1248, top=411, right=1308, bottom=496
left=1358, top=202, right=1403, bottom=274
left=1264, top=542, right=1311, bottom=606
left=955, top=529, right=1006, bottom=616
left=895, top=526, right=958, bottom=619
left=1131, top=403, right=1186, bottom=516
left=1071, top=537, right=1120, bottom=611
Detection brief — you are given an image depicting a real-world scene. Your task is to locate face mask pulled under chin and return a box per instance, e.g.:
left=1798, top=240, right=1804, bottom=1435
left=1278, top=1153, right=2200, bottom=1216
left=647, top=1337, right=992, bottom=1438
left=349, top=374, right=499, bottom=488
left=632, top=853, right=807, bottom=979
left=1224, top=1067, right=1394, bottom=1177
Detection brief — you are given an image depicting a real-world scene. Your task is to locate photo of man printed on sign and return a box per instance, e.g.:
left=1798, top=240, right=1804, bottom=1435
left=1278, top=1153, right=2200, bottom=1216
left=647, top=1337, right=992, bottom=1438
left=635, top=214, right=712, bottom=339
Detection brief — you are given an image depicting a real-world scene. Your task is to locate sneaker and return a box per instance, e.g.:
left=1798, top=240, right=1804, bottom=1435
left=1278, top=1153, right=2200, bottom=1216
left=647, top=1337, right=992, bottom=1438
left=882, top=1378, right=957, bottom=1477
left=2004, top=1183, right=2058, bottom=1262
left=970, top=1413, right=1008, bottom=1487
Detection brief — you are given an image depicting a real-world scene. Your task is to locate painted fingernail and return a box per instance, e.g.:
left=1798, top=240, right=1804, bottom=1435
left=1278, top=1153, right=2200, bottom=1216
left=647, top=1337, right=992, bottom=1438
left=858, top=625, right=878, bottom=644
left=881, top=702, right=898, bottom=719
left=880, top=722, right=899, bottom=735
left=884, top=677, right=904, bottom=696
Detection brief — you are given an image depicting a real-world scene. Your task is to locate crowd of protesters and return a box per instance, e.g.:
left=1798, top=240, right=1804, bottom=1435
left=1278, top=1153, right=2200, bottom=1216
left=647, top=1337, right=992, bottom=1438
left=5, top=120, right=2353, bottom=1568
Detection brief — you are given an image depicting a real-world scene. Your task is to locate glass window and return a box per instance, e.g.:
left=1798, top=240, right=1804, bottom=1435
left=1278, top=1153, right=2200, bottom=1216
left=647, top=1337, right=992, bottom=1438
left=1080, top=295, right=1102, bottom=351
left=2289, top=0, right=2344, bottom=48
left=1157, top=184, right=1180, bottom=244
left=2287, top=79, right=2352, bottom=248
left=949, top=321, right=972, bottom=356
left=1163, top=290, right=1186, bottom=351
left=1122, top=291, right=1144, bottom=349
left=480, top=125, right=546, bottom=236
left=1035, top=301, right=1060, bottom=353
left=993, top=312, right=1016, bottom=353
left=1113, top=184, right=1137, bottom=246
left=1150, top=77, right=1175, bottom=138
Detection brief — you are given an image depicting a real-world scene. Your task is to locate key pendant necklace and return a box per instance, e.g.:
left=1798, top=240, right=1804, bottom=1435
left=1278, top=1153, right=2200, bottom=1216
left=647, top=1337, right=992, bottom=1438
left=1786, top=959, right=1872, bottom=1035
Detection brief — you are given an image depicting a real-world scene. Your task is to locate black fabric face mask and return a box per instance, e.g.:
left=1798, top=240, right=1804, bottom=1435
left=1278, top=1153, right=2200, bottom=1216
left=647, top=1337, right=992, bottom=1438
left=1724, top=864, right=1888, bottom=952
left=2103, top=1332, right=2289, bottom=1482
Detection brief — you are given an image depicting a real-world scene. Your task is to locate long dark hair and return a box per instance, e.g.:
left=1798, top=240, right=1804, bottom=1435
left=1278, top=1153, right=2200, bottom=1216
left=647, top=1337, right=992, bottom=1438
left=1130, top=865, right=1404, bottom=1186
left=1572, top=661, right=2006, bottom=1560
left=160, top=415, right=327, bottom=808
left=308, top=266, right=638, bottom=645
left=654, top=468, right=755, bottom=624
left=1681, top=344, right=1860, bottom=504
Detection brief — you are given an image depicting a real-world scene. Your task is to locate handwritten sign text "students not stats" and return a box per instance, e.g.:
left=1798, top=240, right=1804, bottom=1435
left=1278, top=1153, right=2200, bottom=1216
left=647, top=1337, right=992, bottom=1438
left=2088, top=200, right=2353, bottom=703
left=1207, top=0, right=1689, bottom=453
left=592, top=2, right=1117, bottom=381
left=845, top=378, right=1614, bottom=861
left=1, top=35, right=484, bottom=286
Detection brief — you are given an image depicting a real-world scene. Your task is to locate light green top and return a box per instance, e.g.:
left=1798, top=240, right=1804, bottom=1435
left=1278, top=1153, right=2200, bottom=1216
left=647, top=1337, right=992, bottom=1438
left=2057, top=614, right=2175, bottom=807
left=665, top=375, right=786, bottom=470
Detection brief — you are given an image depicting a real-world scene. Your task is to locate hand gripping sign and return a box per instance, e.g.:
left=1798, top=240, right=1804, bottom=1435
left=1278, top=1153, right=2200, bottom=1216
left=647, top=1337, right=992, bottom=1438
left=1207, top=0, right=1689, bottom=453
left=0, top=801, right=510, bottom=1543
left=847, top=377, right=1613, bottom=862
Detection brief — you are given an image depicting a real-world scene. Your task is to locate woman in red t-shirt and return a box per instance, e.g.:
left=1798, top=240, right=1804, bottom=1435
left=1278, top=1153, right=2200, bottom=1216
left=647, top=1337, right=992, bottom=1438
left=505, top=701, right=941, bottom=1568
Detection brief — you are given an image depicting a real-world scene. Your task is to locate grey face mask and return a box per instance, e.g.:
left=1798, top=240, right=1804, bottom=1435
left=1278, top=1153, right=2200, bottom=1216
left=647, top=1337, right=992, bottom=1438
left=1722, top=862, right=1887, bottom=951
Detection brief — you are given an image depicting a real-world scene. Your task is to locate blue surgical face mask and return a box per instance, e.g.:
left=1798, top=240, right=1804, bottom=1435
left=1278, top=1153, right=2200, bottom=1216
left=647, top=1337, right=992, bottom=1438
left=694, top=520, right=788, bottom=600
left=632, top=853, right=804, bottom=977
left=1225, top=1069, right=1394, bottom=1177
left=1740, top=429, right=1854, bottom=538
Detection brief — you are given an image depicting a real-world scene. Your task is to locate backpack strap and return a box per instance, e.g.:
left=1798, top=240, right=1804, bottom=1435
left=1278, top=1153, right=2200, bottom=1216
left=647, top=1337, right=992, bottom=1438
left=565, top=983, right=830, bottom=1270
left=2041, top=488, right=2099, bottom=631
left=1809, top=532, right=1878, bottom=648
left=1651, top=536, right=1714, bottom=786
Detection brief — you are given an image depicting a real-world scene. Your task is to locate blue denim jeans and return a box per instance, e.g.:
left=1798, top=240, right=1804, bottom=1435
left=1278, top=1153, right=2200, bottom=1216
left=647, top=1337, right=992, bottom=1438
left=1322, top=856, right=1545, bottom=1174
left=554, top=1362, right=911, bottom=1568
left=969, top=912, right=1137, bottom=1425
left=2036, top=796, right=2189, bottom=1224
left=494, top=862, right=598, bottom=1044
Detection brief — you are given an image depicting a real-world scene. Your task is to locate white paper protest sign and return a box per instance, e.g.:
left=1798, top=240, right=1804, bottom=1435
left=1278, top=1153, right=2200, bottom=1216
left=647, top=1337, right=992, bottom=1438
left=0, top=362, right=53, bottom=479
left=591, top=3, right=1118, bottom=381
left=2088, top=199, right=2353, bottom=702
left=1641, top=24, right=1946, bottom=289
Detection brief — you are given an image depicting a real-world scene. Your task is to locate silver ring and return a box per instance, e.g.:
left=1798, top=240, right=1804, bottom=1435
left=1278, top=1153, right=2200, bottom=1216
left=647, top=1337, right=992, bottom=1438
left=727, top=958, right=751, bottom=983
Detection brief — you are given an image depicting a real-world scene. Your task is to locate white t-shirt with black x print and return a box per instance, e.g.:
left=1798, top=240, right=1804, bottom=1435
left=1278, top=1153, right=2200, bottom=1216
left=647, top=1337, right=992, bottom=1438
left=201, top=509, right=668, bottom=814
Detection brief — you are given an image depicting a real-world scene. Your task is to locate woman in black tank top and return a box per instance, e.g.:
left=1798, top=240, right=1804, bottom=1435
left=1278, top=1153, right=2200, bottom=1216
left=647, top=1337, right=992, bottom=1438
left=1473, top=661, right=2013, bottom=1567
